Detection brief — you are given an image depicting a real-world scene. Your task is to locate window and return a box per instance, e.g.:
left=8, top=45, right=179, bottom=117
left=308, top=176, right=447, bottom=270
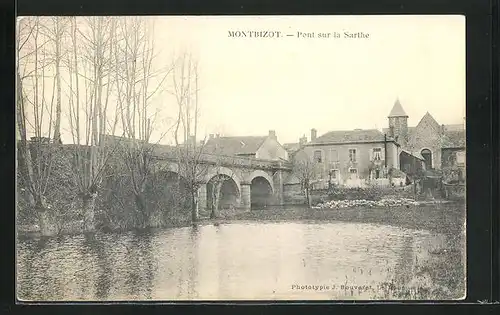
left=349, top=149, right=357, bottom=162
left=313, top=150, right=323, bottom=163
left=329, top=169, right=339, bottom=179
left=330, top=149, right=339, bottom=162
left=349, top=168, right=358, bottom=179
left=373, top=148, right=382, bottom=161
left=375, top=169, right=380, bottom=179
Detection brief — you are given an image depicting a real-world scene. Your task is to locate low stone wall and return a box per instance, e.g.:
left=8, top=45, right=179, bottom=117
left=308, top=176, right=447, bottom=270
left=327, top=185, right=415, bottom=202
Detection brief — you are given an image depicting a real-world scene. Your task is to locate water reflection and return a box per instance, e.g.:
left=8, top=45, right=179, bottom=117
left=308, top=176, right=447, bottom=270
left=17, top=221, right=447, bottom=301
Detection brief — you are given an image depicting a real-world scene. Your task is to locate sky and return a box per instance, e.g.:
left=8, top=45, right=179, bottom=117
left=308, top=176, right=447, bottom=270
left=18, top=15, right=466, bottom=146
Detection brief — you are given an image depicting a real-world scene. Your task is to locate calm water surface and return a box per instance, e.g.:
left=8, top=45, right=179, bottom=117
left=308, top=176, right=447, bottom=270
left=17, top=220, right=444, bottom=301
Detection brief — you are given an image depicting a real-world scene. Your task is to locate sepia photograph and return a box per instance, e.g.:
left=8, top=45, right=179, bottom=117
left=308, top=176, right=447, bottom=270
left=15, top=15, right=466, bottom=301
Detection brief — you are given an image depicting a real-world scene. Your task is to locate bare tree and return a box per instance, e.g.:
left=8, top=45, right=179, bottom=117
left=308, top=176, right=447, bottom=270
left=205, top=144, right=237, bottom=219
left=65, top=16, right=118, bottom=234
left=171, top=52, right=209, bottom=224
left=16, top=17, right=62, bottom=236
left=292, top=150, right=319, bottom=208
left=113, top=17, right=173, bottom=229
left=39, top=17, right=69, bottom=143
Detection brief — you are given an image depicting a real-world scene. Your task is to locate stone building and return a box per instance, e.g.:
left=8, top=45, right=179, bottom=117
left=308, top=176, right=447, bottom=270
left=284, top=98, right=465, bottom=188
left=383, top=99, right=466, bottom=173
left=298, top=128, right=402, bottom=188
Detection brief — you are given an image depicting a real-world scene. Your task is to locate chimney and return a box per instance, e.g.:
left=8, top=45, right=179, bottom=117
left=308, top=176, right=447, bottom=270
left=268, top=130, right=277, bottom=140
left=311, top=128, right=317, bottom=142
left=209, top=134, right=215, bottom=140
left=441, top=124, right=446, bottom=133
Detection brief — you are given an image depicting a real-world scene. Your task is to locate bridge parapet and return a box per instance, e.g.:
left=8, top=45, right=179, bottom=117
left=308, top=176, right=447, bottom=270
left=152, top=146, right=292, bottom=171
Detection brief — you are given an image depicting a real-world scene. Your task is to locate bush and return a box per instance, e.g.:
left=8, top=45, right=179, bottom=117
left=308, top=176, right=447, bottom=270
left=17, top=144, right=194, bottom=235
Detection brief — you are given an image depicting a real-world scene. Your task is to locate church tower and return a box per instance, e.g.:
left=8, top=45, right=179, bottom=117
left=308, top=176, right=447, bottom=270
left=388, top=98, right=409, bottom=146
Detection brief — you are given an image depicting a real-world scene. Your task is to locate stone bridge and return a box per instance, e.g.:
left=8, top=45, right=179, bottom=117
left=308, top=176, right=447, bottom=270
left=151, top=147, right=293, bottom=212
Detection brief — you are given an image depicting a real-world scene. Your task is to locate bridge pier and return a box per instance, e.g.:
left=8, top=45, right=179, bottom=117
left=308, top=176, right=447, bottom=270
left=198, top=184, right=207, bottom=213
left=240, top=183, right=251, bottom=211
left=272, top=169, right=285, bottom=205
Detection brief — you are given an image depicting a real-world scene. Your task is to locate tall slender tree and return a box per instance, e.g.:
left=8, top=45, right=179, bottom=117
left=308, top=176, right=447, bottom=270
left=113, top=17, right=173, bottom=228
left=65, top=16, right=118, bottom=234
left=16, top=17, right=60, bottom=236
left=171, top=53, right=209, bottom=224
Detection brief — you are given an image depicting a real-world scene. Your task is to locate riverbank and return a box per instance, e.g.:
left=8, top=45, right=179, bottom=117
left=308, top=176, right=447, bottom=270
left=18, top=202, right=465, bottom=238
left=229, top=202, right=464, bottom=234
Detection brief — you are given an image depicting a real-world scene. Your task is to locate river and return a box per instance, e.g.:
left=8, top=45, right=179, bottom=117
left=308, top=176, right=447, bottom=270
left=17, top=220, right=450, bottom=301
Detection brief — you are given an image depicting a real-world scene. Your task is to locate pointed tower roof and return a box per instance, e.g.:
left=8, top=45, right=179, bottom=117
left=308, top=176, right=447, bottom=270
left=388, top=98, right=408, bottom=117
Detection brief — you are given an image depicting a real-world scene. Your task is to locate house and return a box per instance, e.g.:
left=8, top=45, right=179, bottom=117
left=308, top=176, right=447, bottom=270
left=299, top=128, right=402, bottom=188
left=295, top=98, right=464, bottom=188
left=203, top=130, right=289, bottom=161
left=283, top=135, right=307, bottom=159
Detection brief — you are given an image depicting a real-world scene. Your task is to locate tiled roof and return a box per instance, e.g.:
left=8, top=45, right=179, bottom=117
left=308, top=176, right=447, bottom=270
left=443, top=124, right=465, bottom=132
left=203, top=136, right=267, bottom=156
left=442, top=130, right=466, bottom=149
left=309, top=129, right=389, bottom=144
left=388, top=99, right=408, bottom=117
left=382, top=127, right=416, bottom=134
left=400, top=149, right=425, bottom=161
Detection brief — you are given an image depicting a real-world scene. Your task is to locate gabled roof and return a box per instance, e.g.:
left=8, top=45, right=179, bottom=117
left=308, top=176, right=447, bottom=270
left=309, top=129, right=390, bottom=145
left=203, top=136, right=267, bottom=156
left=416, top=112, right=441, bottom=132
left=400, top=149, right=425, bottom=161
left=388, top=99, right=408, bottom=117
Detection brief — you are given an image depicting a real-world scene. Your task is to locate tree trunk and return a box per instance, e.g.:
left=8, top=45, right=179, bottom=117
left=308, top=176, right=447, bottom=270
left=191, top=190, right=199, bottom=223
left=53, top=38, right=62, bottom=144
left=82, top=192, right=98, bottom=234
left=134, top=193, right=149, bottom=229
left=210, top=182, right=221, bottom=219
left=35, top=196, right=57, bottom=237
left=305, top=186, right=312, bottom=208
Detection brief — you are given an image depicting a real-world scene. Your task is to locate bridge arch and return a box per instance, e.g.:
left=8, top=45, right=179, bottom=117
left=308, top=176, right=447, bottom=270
left=245, top=170, right=274, bottom=193
left=246, top=170, right=275, bottom=209
left=204, top=167, right=242, bottom=192
left=205, top=167, right=242, bottom=211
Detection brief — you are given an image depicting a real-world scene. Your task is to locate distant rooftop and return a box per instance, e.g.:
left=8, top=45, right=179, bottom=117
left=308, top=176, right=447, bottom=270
left=308, top=129, right=392, bottom=145
left=203, top=136, right=268, bottom=156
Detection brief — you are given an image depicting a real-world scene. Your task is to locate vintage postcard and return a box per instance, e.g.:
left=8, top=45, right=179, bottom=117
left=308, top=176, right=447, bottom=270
left=16, top=15, right=466, bottom=301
